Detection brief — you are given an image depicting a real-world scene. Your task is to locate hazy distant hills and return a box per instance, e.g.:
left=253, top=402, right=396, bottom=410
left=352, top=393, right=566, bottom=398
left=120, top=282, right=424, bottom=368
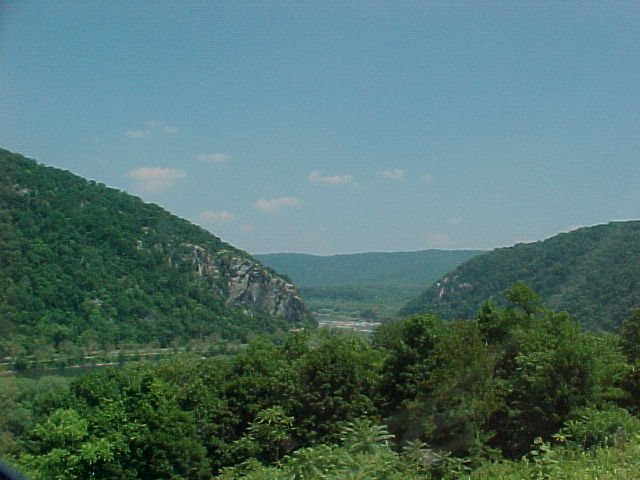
left=256, top=250, right=482, bottom=318
left=401, top=221, right=640, bottom=330
left=256, top=251, right=483, bottom=287
left=0, top=148, right=310, bottom=355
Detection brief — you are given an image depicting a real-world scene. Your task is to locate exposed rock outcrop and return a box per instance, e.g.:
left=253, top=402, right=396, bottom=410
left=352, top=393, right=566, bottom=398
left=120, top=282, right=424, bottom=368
left=222, top=255, right=308, bottom=324
left=178, top=243, right=310, bottom=326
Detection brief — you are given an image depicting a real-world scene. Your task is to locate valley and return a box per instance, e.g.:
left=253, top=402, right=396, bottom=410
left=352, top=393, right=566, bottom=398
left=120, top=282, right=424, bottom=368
left=256, top=250, right=481, bottom=321
left=2, top=149, right=640, bottom=479
left=3, top=4, right=638, bottom=478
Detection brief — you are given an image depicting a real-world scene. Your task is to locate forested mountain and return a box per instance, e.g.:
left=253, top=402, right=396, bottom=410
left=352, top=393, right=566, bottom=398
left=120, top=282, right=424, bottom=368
left=401, top=221, right=640, bottom=330
left=0, top=148, right=310, bottom=357
left=255, top=250, right=482, bottom=287
left=4, top=152, right=640, bottom=479
left=256, top=250, right=481, bottom=319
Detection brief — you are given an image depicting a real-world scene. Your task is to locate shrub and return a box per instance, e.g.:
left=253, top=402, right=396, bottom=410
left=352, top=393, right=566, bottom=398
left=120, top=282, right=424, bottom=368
left=559, top=405, right=640, bottom=450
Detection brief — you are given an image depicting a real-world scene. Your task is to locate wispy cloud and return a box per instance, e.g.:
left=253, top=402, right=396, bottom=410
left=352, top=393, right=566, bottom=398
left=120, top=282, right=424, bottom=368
left=148, top=119, right=178, bottom=134
left=446, top=217, right=461, bottom=226
left=127, top=167, right=186, bottom=192
left=197, top=152, right=231, bottom=163
left=253, top=196, right=301, bottom=212
left=124, top=119, right=178, bottom=139
left=378, top=168, right=405, bottom=180
left=427, top=233, right=454, bottom=248
left=309, top=170, right=353, bottom=185
left=240, top=224, right=254, bottom=233
left=421, top=173, right=434, bottom=183
left=198, top=210, right=234, bottom=224
left=124, top=129, right=151, bottom=139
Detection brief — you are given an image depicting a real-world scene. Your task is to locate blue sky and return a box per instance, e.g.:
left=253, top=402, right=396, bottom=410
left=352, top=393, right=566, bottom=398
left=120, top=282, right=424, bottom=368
left=1, top=2, right=639, bottom=254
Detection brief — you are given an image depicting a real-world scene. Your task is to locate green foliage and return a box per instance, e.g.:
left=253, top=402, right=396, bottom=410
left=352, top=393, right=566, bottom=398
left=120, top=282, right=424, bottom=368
left=288, top=331, right=383, bottom=443
left=402, top=221, right=640, bottom=331
left=559, top=405, right=640, bottom=450
left=471, top=436, right=640, bottom=479
left=526, top=437, right=561, bottom=480
left=377, top=288, right=629, bottom=459
left=619, top=307, right=640, bottom=362
left=16, top=366, right=211, bottom=479
left=486, top=307, right=607, bottom=456
left=375, top=314, right=445, bottom=412
left=4, top=284, right=640, bottom=479
left=217, top=420, right=422, bottom=480
left=339, top=418, right=394, bottom=454
left=503, top=282, right=542, bottom=315
left=0, top=148, right=305, bottom=359
left=247, top=407, right=294, bottom=459
left=375, top=314, right=498, bottom=456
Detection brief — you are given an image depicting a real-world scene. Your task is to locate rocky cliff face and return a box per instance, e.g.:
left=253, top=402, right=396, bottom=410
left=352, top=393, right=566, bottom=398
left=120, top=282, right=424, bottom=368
left=178, top=243, right=310, bottom=326
left=222, top=255, right=308, bottom=324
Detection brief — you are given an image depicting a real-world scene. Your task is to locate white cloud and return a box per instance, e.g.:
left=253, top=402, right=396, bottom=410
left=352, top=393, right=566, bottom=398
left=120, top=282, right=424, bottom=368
left=161, top=125, right=178, bottom=134
left=148, top=119, right=178, bottom=134
left=253, top=196, right=301, bottom=212
left=378, top=168, right=405, bottom=180
left=240, top=224, right=254, bottom=233
left=198, top=210, right=234, bottom=224
left=446, top=217, right=461, bottom=226
left=427, top=233, right=455, bottom=248
left=124, top=119, right=178, bottom=139
left=197, top=152, right=231, bottom=163
left=124, top=129, right=151, bottom=139
left=127, top=167, right=186, bottom=192
left=308, top=170, right=353, bottom=185
left=421, top=173, right=434, bottom=183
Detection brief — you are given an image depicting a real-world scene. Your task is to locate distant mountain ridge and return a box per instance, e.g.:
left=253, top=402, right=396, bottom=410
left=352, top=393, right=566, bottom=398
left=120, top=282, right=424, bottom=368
left=0, top=148, right=310, bottom=355
left=255, top=250, right=483, bottom=287
left=401, top=221, right=640, bottom=330
left=256, top=250, right=482, bottom=319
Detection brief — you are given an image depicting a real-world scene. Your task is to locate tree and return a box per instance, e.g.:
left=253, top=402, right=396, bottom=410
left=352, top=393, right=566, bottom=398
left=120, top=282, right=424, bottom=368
left=503, top=282, right=541, bottom=316
left=619, top=307, right=640, bottom=362
left=290, top=331, right=382, bottom=443
left=487, top=310, right=601, bottom=456
left=375, top=314, right=445, bottom=412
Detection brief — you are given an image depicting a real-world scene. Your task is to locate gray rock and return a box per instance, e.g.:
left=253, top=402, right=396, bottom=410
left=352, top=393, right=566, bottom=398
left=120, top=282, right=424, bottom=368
left=177, top=243, right=310, bottom=326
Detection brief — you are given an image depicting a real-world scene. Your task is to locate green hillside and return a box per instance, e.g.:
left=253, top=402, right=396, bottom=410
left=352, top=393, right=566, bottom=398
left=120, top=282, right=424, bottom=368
left=256, top=250, right=481, bottom=319
left=0, top=148, right=310, bottom=358
left=401, top=221, right=640, bottom=330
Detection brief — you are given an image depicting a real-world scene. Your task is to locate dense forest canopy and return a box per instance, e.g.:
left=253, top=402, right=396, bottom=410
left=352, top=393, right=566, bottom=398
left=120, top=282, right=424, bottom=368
left=3, top=287, right=640, bottom=479
left=0, top=148, right=310, bottom=360
left=401, top=221, right=640, bottom=330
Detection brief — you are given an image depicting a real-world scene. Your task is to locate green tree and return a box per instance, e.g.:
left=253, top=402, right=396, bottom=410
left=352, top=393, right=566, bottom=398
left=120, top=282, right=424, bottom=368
left=503, top=282, right=542, bottom=316
left=487, top=310, right=601, bottom=456
left=375, top=314, right=445, bottom=412
left=619, top=307, right=640, bottom=362
left=290, top=331, right=382, bottom=443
